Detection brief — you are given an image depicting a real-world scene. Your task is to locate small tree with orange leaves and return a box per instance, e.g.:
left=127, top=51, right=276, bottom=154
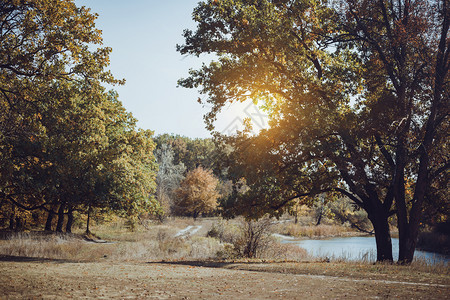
left=174, top=167, right=220, bottom=219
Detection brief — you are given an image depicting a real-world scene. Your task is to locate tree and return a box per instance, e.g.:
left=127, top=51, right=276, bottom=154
left=0, top=0, right=159, bottom=232
left=155, top=143, right=186, bottom=220
left=178, top=0, right=449, bottom=263
left=328, top=196, right=373, bottom=234
left=154, top=134, right=220, bottom=174
left=174, top=167, right=220, bottom=219
left=0, top=0, right=118, bottom=222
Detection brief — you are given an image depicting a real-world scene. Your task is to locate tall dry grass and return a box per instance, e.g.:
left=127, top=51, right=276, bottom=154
left=274, top=222, right=355, bottom=238
left=108, top=227, right=224, bottom=261
left=0, top=221, right=225, bottom=262
left=0, top=232, right=112, bottom=261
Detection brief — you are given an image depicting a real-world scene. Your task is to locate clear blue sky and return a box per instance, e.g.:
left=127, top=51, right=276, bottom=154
left=74, top=0, right=268, bottom=138
left=74, top=0, right=213, bottom=138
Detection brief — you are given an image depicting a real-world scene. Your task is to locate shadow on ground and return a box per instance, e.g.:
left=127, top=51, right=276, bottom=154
left=147, top=260, right=300, bottom=270
left=0, top=255, right=80, bottom=264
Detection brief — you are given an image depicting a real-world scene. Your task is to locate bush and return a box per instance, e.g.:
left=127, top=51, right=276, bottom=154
left=234, top=218, right=273, bottom=258
left=208, top=217, right=274, bottom=258
left=208, top=217, right=308, bottom=260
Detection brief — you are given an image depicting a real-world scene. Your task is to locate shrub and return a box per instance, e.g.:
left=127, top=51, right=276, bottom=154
left=208, top=217, right=274, bottom=258
left=234, top=218, right=273, bottom=258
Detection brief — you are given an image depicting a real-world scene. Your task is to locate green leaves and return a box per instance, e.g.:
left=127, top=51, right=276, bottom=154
left=0, top=0, right=158, bottom=230
left=180, top=0, right=449, bottom=262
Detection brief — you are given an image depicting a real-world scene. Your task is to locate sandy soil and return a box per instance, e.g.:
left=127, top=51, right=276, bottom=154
left=1, top=256, right=449, bottom=299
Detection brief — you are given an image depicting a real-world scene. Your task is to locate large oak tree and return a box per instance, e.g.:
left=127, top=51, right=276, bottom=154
left=178, top=0, right=449, bottom=263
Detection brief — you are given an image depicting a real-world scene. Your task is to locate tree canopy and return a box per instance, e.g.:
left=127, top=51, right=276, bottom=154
left=178, top=0, right=449, bottom=263
left=154, top=134, right=220, bottom=174
left=0, top=0, right=159, bottom=232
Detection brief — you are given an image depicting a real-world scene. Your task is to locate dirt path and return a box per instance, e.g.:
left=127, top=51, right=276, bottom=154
left=1, top=257, right=448, bottom=299
left=174, top=225, right=203, bottom=237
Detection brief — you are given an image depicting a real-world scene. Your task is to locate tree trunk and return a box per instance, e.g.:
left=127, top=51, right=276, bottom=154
left=15, top=216, right=24, bottom=232
left=398, top=205, right=422, bottom=263
left=65, top=207, right=74, bottom=233
left=9, top=215, right=15, bottom=230
left=45, top=210, right=54, bottom=231
left=9, top=204, right=15, bottom=230
left=315, top=210, right=323, bottom=226
left=398, top=227, right=418, bottom=264
left=370, top=213, right=393, bottom=262
left=399, top=1, right=450, bottom=264
left=394, top=142, right=422, bottom=264
left=315, top=195, right=325, bottom=225
left=55, top=203, right=65, bottom=233
left=86, top=204, right=91, bottom=234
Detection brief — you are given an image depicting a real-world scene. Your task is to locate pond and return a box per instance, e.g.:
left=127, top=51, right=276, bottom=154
left=281, top=236, right=449, bottom=265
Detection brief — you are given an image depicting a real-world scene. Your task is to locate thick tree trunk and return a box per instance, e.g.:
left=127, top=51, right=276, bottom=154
left=396, top=1, right=448, bottom=263
left=55, top=203, right=65, bottom=233
left=370, top=213, right=393, bottom=262
left=398, top=227, right=418, bottom=264
left=45, top=210, right=54, bottom=231
left=395, top=137, right=424, bottom=264
left=65, top=207, right=74, bottom=233
left=398, top=204, right=422, bottom=263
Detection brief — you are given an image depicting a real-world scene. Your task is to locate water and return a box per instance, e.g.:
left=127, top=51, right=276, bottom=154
left=282, top=236, right=449, bottom=265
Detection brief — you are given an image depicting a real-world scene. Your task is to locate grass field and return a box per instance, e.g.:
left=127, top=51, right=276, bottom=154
left=0, top=217, right=448, bottom=299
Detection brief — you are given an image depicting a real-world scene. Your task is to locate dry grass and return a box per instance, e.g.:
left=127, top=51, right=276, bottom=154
left=2, top=260, right=448, bottom=300
left=109, top=229, right=224, bottom=261
left=225, top=260, right=450, bottom=284
left=0, top=220, right=225, bottom=262
left=0, top=217, right=446, bottom=275
left=274, top=222, right=356, bottom=238
left=0, top=232, right=113, bottom=261
left=259, top=240, right=309, bottom=261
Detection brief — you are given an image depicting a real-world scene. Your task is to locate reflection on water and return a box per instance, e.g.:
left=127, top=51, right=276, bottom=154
left=283, top=236, right=449, bottom=265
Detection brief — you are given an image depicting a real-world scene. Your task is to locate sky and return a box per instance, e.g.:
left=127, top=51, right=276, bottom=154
left=74, top=0, right=268, bottom=138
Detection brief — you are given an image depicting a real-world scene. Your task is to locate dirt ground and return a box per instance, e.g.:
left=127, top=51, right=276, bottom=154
left=0, top=256, right=449, bottom=299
